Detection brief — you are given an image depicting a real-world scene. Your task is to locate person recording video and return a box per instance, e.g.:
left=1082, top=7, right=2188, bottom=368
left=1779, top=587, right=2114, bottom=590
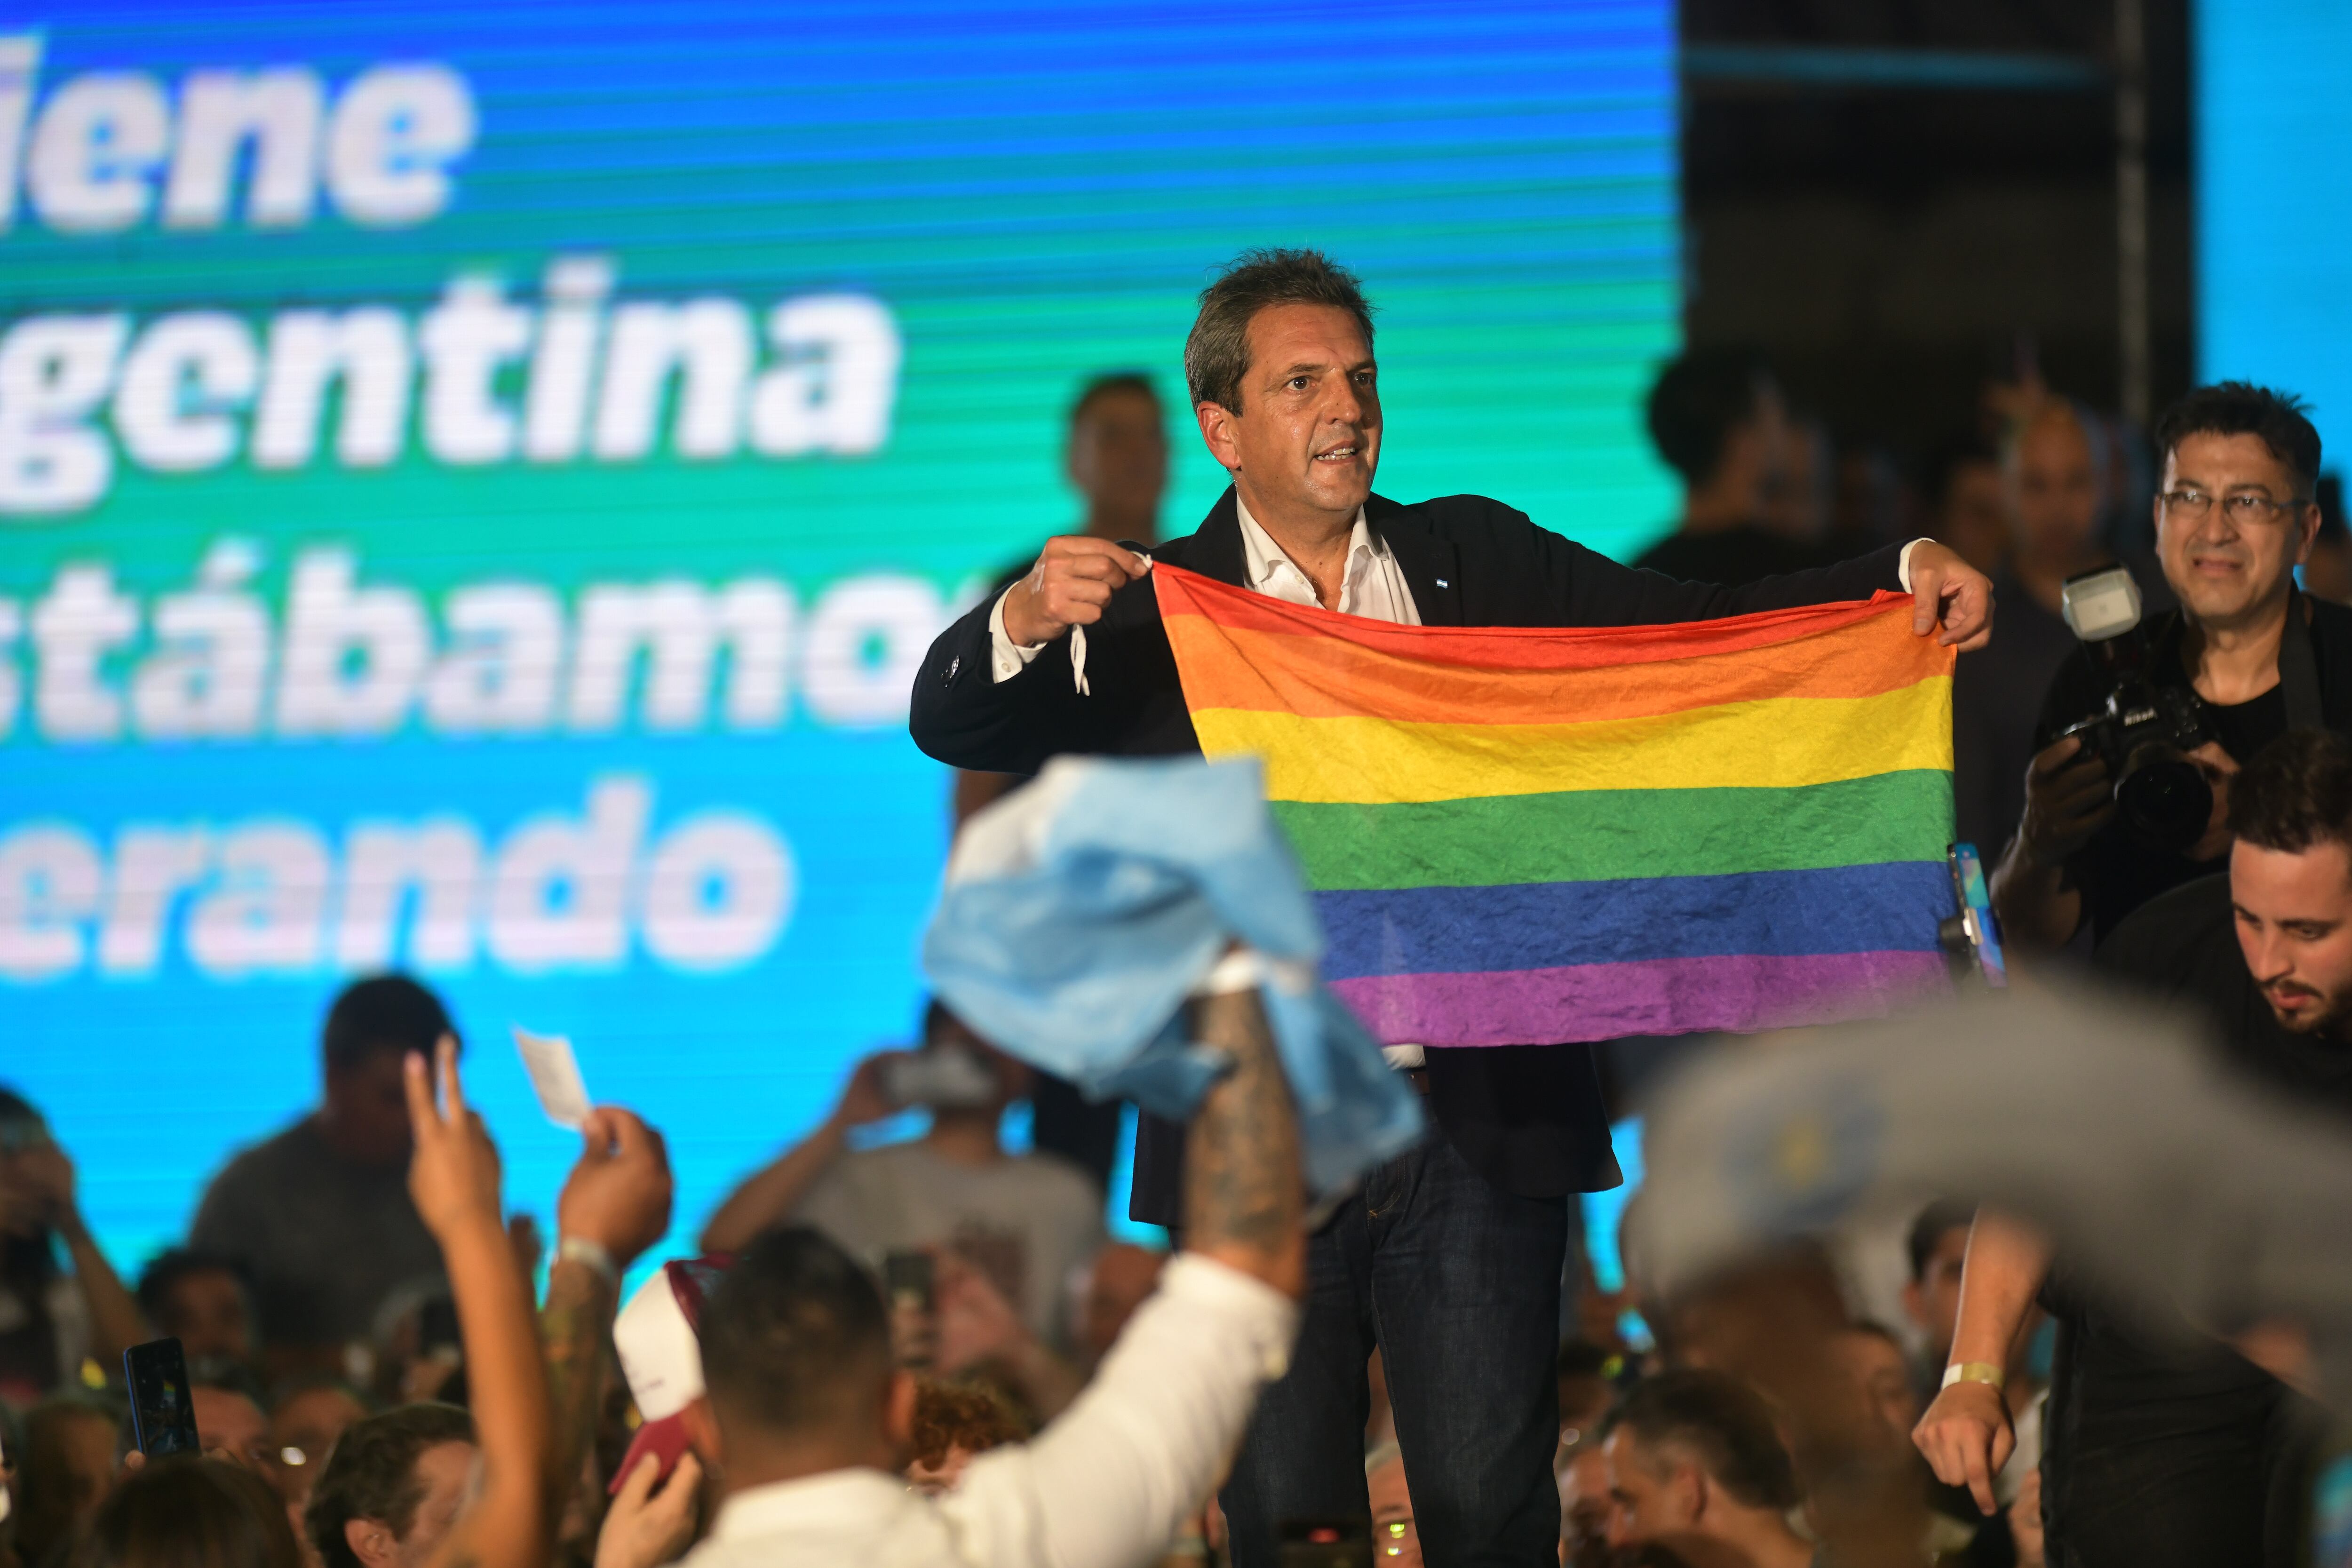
left=699, top=1002, right=1104, bottom=1353
left=1993, top=383, right=2352, bottom=950
left=1917, top=726, right=2352, bottom=1567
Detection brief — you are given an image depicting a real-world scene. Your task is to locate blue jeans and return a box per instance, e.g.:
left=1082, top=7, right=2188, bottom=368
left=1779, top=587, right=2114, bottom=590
left=1221, top=1132, right=1568, bottom=1568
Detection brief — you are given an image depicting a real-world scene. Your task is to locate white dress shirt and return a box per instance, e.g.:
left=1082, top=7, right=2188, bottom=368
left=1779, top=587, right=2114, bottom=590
left=1231, top=497, right=1421, bottom=624
left=987, top=499, right=1424, bottom=683
left=677, top=1254, right=1297, bottom=1568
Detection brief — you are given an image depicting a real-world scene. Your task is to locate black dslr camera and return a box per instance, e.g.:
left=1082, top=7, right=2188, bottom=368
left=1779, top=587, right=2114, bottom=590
left=2051, top=565, right=2215, bottom=852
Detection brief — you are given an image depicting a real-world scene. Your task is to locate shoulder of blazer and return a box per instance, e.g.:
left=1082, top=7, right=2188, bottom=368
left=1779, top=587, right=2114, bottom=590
left=1367, top=492, right=1554, bottom=565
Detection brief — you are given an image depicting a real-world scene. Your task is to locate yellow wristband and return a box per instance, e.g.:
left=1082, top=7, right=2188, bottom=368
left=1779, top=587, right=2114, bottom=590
left=1941, top=1361, right=2006, bottom=1392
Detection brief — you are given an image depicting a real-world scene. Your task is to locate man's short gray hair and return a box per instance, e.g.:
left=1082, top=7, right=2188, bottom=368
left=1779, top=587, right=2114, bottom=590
left=1183, top=248, right=1376, bottom=413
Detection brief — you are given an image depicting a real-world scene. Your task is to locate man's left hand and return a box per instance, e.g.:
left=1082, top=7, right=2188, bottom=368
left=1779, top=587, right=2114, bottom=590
left=556, top=1107, right=675, bottom=1270
left=1908, top=540, right=1994, bottom=651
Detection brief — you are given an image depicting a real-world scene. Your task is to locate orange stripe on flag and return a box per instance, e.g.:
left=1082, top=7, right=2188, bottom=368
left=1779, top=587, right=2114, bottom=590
left=1152, top=563, right=1922, bottom=673
left=1165, top=608, right=1939, bottom=724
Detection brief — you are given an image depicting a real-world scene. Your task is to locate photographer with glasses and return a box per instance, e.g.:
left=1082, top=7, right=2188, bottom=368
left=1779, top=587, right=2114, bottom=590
left=1992, top=383, right=2352, bottom=951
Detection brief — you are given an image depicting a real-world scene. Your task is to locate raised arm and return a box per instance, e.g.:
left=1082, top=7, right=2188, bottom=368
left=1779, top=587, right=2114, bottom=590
left=405, top=1038, right=554, bottom=1568
left=1550, top=530, right=1992, bottom=648
left=911, top=539, right=1164, bottom=775
left=1911, top=1209, right=2050, bottom=1517
left=934, top=1251, right=1086, bottom=1422
left=699, top=1054, right=894, bottom=1252
left=944, top=978, right=1304, bottom=1568
left=544, top=1108, right=675, bottom=1536
left=1179, top=985, right=1307, bottom=1297
left=17, top=1136, right=148, bottom=1364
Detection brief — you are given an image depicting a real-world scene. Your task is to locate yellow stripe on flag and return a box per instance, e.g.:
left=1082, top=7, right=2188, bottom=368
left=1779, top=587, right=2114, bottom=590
left=1191, top=679, right=1953, bottom=804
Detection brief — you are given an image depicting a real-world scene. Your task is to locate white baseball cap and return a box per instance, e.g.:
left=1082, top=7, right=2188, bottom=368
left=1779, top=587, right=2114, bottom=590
left=609, top=1255, right=731, bottom=1494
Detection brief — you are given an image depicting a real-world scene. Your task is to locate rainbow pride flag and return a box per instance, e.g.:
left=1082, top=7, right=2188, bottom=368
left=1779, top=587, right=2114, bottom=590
left=1153, top=565, right=1957, bottom=1045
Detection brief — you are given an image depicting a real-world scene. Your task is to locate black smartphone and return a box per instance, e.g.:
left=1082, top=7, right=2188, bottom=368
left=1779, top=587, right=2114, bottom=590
left=883, top=1250, right=935, bottom=1314
left=1278, top=1517, right=1372, bottom=1568
left=124, top=1337, right=202, bottom=1458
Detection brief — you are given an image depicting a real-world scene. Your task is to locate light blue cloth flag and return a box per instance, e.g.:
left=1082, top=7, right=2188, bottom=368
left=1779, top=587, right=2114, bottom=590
left=923, top=755, right=1426, bottom=1199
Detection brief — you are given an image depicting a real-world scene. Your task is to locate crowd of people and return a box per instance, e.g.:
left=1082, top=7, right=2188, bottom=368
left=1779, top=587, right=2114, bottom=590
left=5, top=246, right=2350, bottom=1568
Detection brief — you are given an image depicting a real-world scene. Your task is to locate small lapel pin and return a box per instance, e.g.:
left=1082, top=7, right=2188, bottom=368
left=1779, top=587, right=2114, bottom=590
left=1434, top=577, right=1450, bottom=588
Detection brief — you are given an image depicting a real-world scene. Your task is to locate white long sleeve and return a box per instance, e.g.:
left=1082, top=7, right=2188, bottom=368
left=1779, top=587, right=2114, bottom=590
left=681, top=1254, right=1297, bottom=1568
left=941, top=1254, right=1296, bottom=1568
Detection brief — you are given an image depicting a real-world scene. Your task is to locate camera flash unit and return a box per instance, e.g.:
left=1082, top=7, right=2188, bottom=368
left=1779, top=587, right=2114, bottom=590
left=2060, top=565, right=2144, bottom=642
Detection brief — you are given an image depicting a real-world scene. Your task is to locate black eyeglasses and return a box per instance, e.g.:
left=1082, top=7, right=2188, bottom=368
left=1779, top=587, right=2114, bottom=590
left=2160, top=487, right=2311, bottom=525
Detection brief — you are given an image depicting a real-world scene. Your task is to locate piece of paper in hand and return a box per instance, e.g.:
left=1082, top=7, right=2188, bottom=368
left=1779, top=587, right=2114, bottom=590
left=512, top=1026, right=593, bottom=1130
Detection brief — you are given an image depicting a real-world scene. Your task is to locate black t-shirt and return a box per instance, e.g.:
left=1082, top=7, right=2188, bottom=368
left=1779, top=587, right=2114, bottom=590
left=2041, top=876, right=2352, bottom=1564
left=2034, top=598, right=2352, bottom=944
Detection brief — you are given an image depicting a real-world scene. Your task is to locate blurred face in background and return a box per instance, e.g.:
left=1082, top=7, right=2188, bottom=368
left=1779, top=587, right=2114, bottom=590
left=16, top=1403, right=119, bottom=1558
left=1903, top=1224, right=1970, bottom=1361
left=1757, top=408, right=1823, bottom=543
left=921, top=1012, right=1033, bottom=1119
left=1938, top=456, right=2010, bottom=575
left=159, top=1266, right=254, bottom=1367
left=2008, top=406, right=2102, bottom=569
left=270, top=1385, right=369, bottom=1510
left=0, top=1113, right=54, bottom=1239
left=2159, top=431, right=2319, bottom=631
left=1067, top=386, right=1168, bottom=538
left=2233, top=837, right=2352, bottom=1036
left=323, top=1046, right=419, bottom=1166
left=1559, top=1444, right=1619, bottom=1568
left=192, top=1386, right=272, bottom=1474
left=1604, top=1429, right=1700, bottom=1544
left=1833, top=1329, right=1921, bottom=1439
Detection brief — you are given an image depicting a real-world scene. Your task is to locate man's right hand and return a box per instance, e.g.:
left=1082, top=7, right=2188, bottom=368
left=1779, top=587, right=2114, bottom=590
left=1913, top=1377, right=2015, bottom=1517
left=1000, top=536, right=1152, bottom=647
left=827, top=1054, right=901, bottom=1131
left=2016, top=735, right=2114, bottom=867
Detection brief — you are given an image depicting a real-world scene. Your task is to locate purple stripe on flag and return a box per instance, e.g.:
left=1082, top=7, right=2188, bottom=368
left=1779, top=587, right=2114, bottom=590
left=1330, top=950, right=1952, bottom=1047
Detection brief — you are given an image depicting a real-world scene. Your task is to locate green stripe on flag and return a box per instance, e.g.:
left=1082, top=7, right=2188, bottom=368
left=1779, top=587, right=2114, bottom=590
left=1271, top=770, right=1954, bottom=890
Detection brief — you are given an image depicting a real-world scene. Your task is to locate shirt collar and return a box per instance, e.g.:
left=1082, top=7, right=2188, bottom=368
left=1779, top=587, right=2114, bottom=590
left=706, top=1467, right=917, bottom=1543
left=1233, top=493, right=1381, bottom=593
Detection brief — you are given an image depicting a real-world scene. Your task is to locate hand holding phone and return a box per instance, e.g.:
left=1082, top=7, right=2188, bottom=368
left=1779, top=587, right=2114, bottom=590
left=124, top=1337, right=202, bottom=1458
left=884, top=1250, right=937, bottom=1370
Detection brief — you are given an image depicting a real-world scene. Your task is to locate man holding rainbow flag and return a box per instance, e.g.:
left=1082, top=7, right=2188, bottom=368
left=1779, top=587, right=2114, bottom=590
left=911, top=249, right=1993, bottom=1567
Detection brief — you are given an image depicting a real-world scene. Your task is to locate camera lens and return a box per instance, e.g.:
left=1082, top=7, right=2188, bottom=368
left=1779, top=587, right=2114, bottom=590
left=2116, top=750, right=2213, bottom=852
